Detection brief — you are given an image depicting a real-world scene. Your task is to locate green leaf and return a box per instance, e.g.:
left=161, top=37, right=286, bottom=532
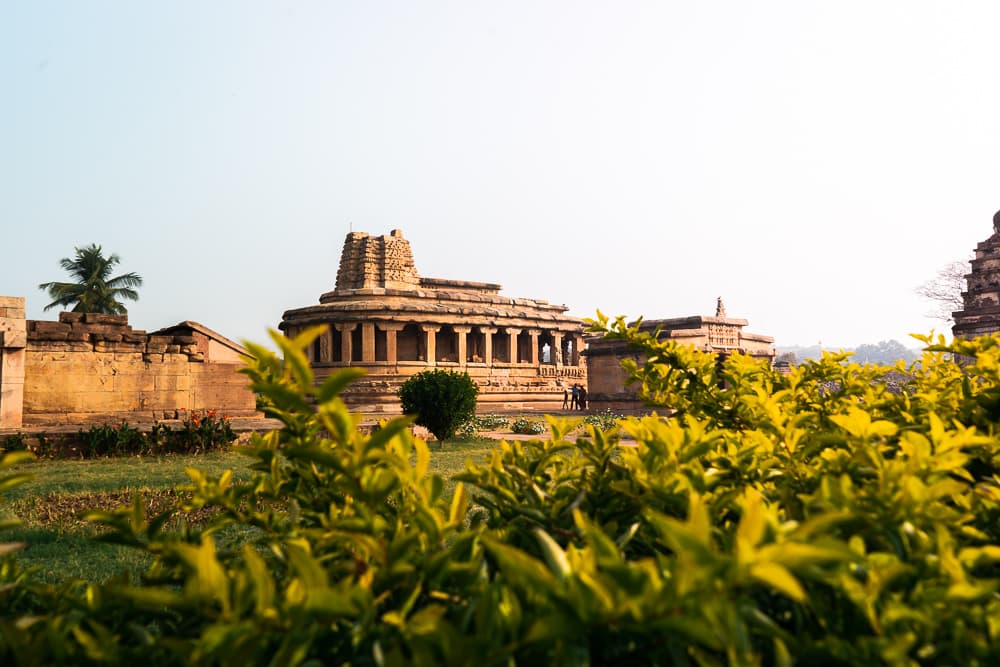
left=0, top=542, right=26, bottom=556
left=758, top=540, right=855, bottom=569
left=533, top=528, right=572, bottom=580
left=481, top=535, right=559, bottom=595
left=0, top=473, right=33, bottom=494
left=449, top=482, right=469, bottom=525
left=749, top=562, right=806, bottom=603
left=242, top=545, right=275, bottom=614
left=316, top=367, right=369, bottom=403
left=736, top=488, right=767, bottom=555
left=365, top=415, right=414, bottom=453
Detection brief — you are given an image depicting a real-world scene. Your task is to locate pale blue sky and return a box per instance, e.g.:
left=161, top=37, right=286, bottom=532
left=4, top=1, right=1000, bottom=349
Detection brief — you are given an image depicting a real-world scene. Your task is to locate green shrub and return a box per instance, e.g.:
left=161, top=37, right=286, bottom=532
left=471, top=414, right=511, bottom=431
left=6, top=321, right=1000, bottom=664
left=78, top=422, right=147, bottom=458
left=510, top=417, right=546, bottom=435
left=457, top=414, right=511, bottom=439
left=398, top=368, right=479, bottom=443
left=1, top=433, right=27, bottom=453
left=73, top=412, right=236, bottom=459
left=167, top=409, right=237, bottom=454
left=581, top=408, right=624, bottom=431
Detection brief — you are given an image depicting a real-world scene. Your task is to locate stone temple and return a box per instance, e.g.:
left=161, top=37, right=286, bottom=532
left=953, top=210, right=1000, bottom=339
left=584, top=298, right=775, bottom=414
left=279, top=230, right=587, bottom=413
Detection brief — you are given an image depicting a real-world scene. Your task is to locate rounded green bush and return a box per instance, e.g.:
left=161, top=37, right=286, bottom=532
left=398, top=368, right=479, bottom=443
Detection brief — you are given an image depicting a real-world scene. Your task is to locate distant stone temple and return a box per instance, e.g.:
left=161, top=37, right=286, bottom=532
left=279, top=230, right=587, bottom=413
left=0, top=296, right=259, bottom=429
left=953, top=210, right=1000, bottom=339
left=584, top=298, right=775, bottom=414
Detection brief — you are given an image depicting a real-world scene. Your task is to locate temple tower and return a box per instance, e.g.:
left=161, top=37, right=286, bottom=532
left=953, top=211, right=1000, bottom=339
left=334, top=230, right=420, bottom=292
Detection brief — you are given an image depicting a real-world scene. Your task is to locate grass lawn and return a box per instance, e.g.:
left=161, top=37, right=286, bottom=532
left=2, top=437, right=501, bottom=584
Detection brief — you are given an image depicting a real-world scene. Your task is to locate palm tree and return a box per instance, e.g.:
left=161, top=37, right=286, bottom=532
left=38, top=244, right=143, bottom=314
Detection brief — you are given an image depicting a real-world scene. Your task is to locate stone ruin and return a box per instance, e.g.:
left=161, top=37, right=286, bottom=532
left=1, top=232, right=785, bottom=428
left=0, top=297, right=258, bottom=429
left=953, top=210, right=1000, bottom=339
left=280, top=230, right=587, bottom=413
left=583, top=298, right=775, bottom=414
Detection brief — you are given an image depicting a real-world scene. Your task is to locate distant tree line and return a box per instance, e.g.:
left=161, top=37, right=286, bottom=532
left=776, top=339, right=920, bottom=366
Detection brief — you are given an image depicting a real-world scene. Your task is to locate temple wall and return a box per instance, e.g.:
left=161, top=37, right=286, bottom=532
left=0, top=297, right=27, bottom=428
left=584, top=344, right=643, bottom=413
left=1, top=309, right=259, bottom=428
left=954, top=213, right=1000, bottom=339
left=584, top=316, right=776, bottom=415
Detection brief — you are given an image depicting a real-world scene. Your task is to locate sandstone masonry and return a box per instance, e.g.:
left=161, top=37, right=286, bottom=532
left=584, top=299, right=775, bottom=414
left=280, top=230, right=587, bottom=413
left=0, top=297, right=27, bottom=428
left=0, top=305, right=259, bottom=428
left=953, top=211, right=1000, bottom=339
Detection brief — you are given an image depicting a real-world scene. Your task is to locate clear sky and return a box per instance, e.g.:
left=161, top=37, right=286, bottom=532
left=4, top=1, right=999, bottom=350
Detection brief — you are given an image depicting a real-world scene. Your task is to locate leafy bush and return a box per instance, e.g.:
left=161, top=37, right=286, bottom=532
left=510, top=417, right=546, bottom=435
left=457, top=414, right=511, bottom=439
left=167, top=409, right=237, bottom=454
left=398, top=368, right=479, bottom=443
left=581, top=408, right=624, bottom=431
left=75, top=412, right=236, bottom=458
left=1, top=433, right=28, bottom=453
left=471, top=414, right=511, bottom=431
left=0, top=433, right=63, bottom=458
left=78, top=422, right=148, bottom=457
left=457, top=415, right=510, bottom=440
left=3, top=413, right=235, bottom=461
left=6, top=321, right=1000, bottom=664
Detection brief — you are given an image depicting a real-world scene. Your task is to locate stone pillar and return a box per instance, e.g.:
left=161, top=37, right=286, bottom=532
left=528, top=329, right=541, bottom=366
left=552, top=332, right=564, bottom=366
left=0, top=297, right=27, bottom=429
left=481, top=327, right=497, bottom=367
left=453, top=326, right=471, bottom=368
left=506, top=328, right=521, bottom=364
left=319, top=328, right=333, bottom=363
left=572, top=335, right=584, bottom=366
left=362, top=322, right=376, bottom=362
left=335, top=323, right=357, bottom=364
left=421, top=325, right=440, bottom=366
left=378, top=323, right=405, bottom=363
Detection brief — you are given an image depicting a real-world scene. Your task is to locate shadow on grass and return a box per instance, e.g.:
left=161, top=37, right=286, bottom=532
left=6, top=527, right=153, bottom=584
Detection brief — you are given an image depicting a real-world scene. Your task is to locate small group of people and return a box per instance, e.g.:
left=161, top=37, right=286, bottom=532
left=562, top=383, right=587, bottom=411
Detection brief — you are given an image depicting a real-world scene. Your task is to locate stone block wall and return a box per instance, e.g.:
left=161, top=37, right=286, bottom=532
left=583, top=342, right=649, bottom=415
left=14, top=311, right=258, bottom=427
left=0, top=297, right=27, bottom=428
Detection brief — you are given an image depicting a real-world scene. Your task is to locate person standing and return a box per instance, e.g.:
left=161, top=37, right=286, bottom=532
left=578, top=386, right=587, bottom=411
left=570, top=384, right=579, bottom=410
left=562, top=387, right=569, bottom=410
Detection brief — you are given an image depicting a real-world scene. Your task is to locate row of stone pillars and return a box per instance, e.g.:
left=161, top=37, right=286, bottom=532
left=304, top=322, right=584, bottom=367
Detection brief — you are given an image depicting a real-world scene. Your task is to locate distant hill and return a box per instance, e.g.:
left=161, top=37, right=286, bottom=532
left=776, top=340, right=920, bottom=366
